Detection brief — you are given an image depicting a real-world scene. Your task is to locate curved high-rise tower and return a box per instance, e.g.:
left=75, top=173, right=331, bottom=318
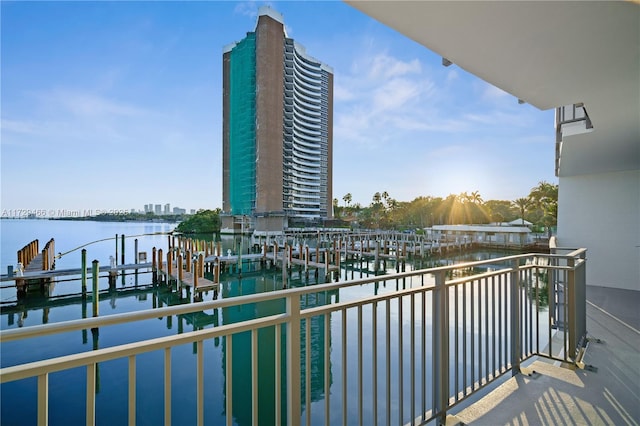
left=222, top=7, right=333, bottom=233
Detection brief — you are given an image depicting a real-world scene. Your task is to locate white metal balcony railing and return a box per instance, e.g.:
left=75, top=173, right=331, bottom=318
left=0, top=249, right=587, bottom=426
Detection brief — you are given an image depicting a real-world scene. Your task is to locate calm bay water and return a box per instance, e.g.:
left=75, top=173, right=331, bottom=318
left=0, top=219, right=530, bottom=425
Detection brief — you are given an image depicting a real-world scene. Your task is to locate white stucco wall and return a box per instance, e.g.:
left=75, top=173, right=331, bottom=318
left=557, top=169, right=640, bottom=290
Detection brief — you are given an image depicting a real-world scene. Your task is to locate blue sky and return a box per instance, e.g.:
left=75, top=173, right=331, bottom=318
left=1, top=1, right=557, bottom=215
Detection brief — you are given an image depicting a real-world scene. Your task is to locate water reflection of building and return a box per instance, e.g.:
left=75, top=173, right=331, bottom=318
left=221, top=276, right=333, bottom=426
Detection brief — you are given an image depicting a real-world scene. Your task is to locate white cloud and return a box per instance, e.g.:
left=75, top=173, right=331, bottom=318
left=446, top=69, right=459, bottom=83
left=333, top=84, right=357, bottom=102
left=481, top=83, right=511, bottom=102
left=462, top=110, right=533, bottom=127
left=233, top=1, right=260, bottom=18
left=368, top=54, right=421, bottom=80
left=36, top=89, right=148, bottom=118
left=372, top=78, right=421, bottom=111
left=334, top=49, right=473, bottom=148
left=1, top=119, right=41, bottom=135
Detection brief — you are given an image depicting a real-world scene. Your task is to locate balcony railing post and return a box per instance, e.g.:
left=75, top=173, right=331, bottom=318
left=577, top=251, right=587, bottom=347
left=567, top=257, right=576, bottom=359
left=433, top=270, right=449, bottom=424
left=510, top=259, right=521, bottom=375
left=566, top=252, right=587, bottom=361
left=286, top=293, right=301, bottom=426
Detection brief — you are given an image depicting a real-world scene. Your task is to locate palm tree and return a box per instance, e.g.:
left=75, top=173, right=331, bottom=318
left=512, top=197, right=532, bottom=225
left=529, top=181, right=558, bottom=223
left=469, top=191, right=483, bottom=204
left=341, top=193, right=353, bottom=219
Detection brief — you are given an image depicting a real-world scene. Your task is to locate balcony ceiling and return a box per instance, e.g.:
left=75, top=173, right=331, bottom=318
left=345, top=1, right=640, bottom=177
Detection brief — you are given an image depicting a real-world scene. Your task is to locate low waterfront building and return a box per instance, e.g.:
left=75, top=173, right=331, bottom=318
left=430, top=224, right=533, bottom=247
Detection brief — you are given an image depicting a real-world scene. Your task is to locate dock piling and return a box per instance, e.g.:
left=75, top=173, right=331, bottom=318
left=152, top=247, right=157, bottom=284
left=81, top=249, right=87, bottom=296
left=121, top=234, right=125, bottom=266
left=92, top=260, right=99, bottom=317
left=158, top=249, right=164, bottom=283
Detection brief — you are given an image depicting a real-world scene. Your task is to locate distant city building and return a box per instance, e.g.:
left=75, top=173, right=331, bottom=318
left=141, top=204, right=192, bottom=215
left=190, top=209, right=196, bottom=215
left=221, top=6, right=333, bottom=233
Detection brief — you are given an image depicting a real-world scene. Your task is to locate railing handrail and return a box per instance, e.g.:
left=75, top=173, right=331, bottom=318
left=0, top=312, right=290, bottom=384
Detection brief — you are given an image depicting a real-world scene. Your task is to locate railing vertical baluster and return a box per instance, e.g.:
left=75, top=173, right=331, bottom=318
left=525, top=268, right=529, bottom=356
left=226, top=336, right=233, bottom=426
left=87, top=363, right=96, bottom=426
left=563, top=267, right=569, bottom=361
left=323, top=315, right=330, bottom=426
left=197, top=341, right=204, bottom=426
left=38, top=373, right=48, bottom=426
left=164, top=348, right=171, bottom=426
left=372, top=301, right=378, bottom=426
left=358, top=306, right=363, bottom=426
left=287, top=295, right=302, bottom=426
left=462, top=281, right=467, bottom=396
left=432, top=270, right=449, bottom=424
left=484, top=277, right=489, bottom=383
left=454, top=283, right=459, bottom=401
left=529, top=268, right=534, bottom=356
left=535, top=266, right=540, bottom=354
left=498, top=275, right=502, bottom=372
left=306, top=318, right=312, bottom=426
left=398, top=296, right=404, bottom=426
left=342, top=308, right=347, bottom=426
left=386, top=299, right=391, bottom=426
left=421, top=290, right=426, bottom=421
left=478, top=278, right=482, bottom=386
left=510, top=260, right=522, bottom=374
left=503, top=274, right=508, bottom=371
left=276, top=324, right=282, bottom=426
left=252, top=329, right=259, bottom=426
left=491, top=276, right=496, bottom=379
left=548, top=265, right=554, bottom=358
left=410, top=293, right=415, bottom=424
left=129, top=355, right=136, bottom=426
left=471, top=279, right=475, bottom=390
left=525, top=269, right=529, bottom=356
